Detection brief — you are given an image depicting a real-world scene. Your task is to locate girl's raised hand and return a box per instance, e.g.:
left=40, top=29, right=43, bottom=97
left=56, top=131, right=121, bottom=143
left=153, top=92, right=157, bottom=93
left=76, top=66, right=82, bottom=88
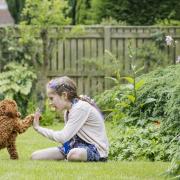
left=33, top=108, right=42, bottom=129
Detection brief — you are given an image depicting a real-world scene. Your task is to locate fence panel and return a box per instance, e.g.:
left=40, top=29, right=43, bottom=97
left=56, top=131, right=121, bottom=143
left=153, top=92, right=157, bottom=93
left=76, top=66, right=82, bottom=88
left=47, top=26, right=180, bottom=96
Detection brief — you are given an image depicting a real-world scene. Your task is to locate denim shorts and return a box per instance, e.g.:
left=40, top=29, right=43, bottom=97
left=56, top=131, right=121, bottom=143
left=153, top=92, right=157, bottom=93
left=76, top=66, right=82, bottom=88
left=58, top=135, right=103, bottom=162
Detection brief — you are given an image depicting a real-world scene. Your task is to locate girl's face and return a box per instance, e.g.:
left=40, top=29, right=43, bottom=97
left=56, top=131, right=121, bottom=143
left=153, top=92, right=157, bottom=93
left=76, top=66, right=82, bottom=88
left=47, top=92, right=71, bottom=111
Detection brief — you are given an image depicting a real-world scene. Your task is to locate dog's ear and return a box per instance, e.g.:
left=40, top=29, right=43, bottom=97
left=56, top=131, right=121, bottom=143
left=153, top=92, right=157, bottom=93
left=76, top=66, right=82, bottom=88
left=0, top=99, right=19, bottom=118
left=0, top=104, right=6, bottom=116
left=6, top=111, right=16, bottom=118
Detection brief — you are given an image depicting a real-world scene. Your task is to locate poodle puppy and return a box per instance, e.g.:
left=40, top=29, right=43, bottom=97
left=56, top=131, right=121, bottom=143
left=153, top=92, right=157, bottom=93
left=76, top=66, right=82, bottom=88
left=0, top=99, right=34, bottom=159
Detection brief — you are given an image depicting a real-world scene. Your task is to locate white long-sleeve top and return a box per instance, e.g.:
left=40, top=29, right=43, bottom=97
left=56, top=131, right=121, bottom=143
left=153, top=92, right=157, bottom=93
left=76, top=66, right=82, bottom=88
left=35, top=100, right=109, bottom=158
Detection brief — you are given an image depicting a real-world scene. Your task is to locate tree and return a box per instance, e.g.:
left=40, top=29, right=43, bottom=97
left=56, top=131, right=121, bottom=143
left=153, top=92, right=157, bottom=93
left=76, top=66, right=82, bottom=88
left=6, top=0, right=25, bottom=23
left=68, top=0, right=77, bottom=25
left=20, top=0, right=71, bottom=111
left=68, top=0, right=92, bottom=25
left=91, top=0, right=180, bottom=25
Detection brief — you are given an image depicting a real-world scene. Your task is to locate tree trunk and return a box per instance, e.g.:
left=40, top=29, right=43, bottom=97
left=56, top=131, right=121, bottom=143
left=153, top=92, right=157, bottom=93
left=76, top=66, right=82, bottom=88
left=35, top=28, right=49, bottom=112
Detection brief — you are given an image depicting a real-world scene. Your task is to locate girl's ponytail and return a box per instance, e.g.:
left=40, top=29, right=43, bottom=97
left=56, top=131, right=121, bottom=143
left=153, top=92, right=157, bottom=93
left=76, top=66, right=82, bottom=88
left=78, top=95, right=104, bottom=118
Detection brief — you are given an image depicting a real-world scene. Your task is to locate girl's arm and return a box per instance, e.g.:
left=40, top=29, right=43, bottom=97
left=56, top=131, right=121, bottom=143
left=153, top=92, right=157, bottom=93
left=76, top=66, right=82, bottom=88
left=33, top=108, right=90, bottom=144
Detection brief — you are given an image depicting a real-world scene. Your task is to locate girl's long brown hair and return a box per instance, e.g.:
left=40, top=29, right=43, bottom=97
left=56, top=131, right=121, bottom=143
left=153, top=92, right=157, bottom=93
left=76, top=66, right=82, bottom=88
left=47, top=76, right=102, bottom=115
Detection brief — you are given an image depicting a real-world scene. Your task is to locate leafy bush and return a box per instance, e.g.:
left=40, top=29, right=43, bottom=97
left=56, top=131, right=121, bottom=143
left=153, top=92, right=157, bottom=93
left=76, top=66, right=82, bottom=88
left=109, top=125, right=178, bottom=161
left=135, top=42, right=169, bottom=73
left=96, top=64, right=180, bottom=161
left=164, top=152, right=180, bottom=178
left=40, top=105, right=56, bottom=126
left=136, top=65, right=180, bottom=135
left=95, top=86, right=126, bottom=114
left=90, top=0, right=180, bottom=25
left=99, top=64, right=180, bottom=134
left=0, top=62, right=36, bottom=115
left=0, top=27, right=40, bottom=70
left=21, top=0, right=70, bottom=26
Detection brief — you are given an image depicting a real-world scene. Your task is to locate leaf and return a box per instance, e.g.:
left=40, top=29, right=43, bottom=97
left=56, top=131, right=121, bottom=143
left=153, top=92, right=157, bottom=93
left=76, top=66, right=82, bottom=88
left=105, top=50, right=114, bottom=59
left=122, top=77, right=134, bottom=84
left=135, top=79, right=145, bottom=90
left=135, top=66, right=144, bottom=74
left=127, top=95, right=136, bottom=103
left=116, top=102, right=130, bottom=108
left=105, top=76, right=119, bottom=84
left=144, top=98, right=156, bottom=104
left=0, top=62, right=36, bottom=98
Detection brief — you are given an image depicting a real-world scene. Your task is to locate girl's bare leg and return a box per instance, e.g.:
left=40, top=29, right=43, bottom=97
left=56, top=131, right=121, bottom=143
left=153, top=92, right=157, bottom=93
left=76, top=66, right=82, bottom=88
left=67, top=148, right=87, bottom=162
left=31, top=147, right=65, bottom=160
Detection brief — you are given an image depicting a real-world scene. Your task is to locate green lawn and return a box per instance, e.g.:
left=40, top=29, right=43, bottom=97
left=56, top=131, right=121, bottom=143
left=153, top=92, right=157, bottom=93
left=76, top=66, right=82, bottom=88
left=0, top=123, right=169, bottom=180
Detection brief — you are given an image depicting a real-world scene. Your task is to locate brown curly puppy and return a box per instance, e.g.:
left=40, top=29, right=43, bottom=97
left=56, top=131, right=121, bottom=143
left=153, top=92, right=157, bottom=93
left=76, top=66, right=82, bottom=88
left=0, top=99, right=34, bottom=160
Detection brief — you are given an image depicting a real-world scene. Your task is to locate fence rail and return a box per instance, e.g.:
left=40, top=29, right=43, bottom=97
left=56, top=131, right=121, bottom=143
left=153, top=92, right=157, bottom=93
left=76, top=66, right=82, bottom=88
left=47, top=26, right=180, bottom=96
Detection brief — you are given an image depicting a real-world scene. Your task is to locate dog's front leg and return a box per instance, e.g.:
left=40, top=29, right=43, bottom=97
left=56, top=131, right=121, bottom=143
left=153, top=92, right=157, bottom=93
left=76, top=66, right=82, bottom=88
left=15, top=114, right=34, bottom=134
left=7, top=142, right=18, bottom=160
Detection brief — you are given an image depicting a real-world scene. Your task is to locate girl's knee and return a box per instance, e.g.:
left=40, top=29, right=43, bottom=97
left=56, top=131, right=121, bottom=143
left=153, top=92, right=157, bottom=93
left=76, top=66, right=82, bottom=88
left=31, top=151, right=39, bottom=160
left=67, top=148, right=87, bottom=161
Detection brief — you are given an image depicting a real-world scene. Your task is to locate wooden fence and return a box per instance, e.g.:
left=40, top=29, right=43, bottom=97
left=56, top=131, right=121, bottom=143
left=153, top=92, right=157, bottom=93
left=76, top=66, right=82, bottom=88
left=47, top=26, right=180, bottom=96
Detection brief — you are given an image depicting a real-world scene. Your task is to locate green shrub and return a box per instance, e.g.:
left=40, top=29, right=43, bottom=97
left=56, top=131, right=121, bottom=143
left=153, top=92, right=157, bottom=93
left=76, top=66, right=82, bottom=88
left=135, top=42, right=169, bottom=73
left=90, top=0, right=180, bottom=25
left=40, top=107, right=56, bottom=126
left=109, top=124, right=179, bottom=161
left=40, top=104, right=63, bottom=126
left=95, top=86, right=126, bottom=114
left=136, top=64, right=180, bottom=135
left=96, top=64, right=180, bottom=161
left=100, top=64, right=180, bottom=135
left=0, top=62, right=36, bottom=116
left=164, top=152, right=180, bottom=178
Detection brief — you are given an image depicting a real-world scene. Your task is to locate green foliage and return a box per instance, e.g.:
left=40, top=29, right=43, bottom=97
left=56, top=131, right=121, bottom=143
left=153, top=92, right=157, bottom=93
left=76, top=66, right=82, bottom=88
left=27, top=98, right=63, bottom=126
left=0, top=62, right=36, bottom=115
left=26, top=95, right=38, bottom=115
left=6, top=0, right=25, bottom=23
left=155, top=19, right=180, bottom=26
left=122, top=65, right=145, bottom=103
left=0, top=62, right=36, bottom=98
left=150, top=31, right=166, bottom=50
left=116, top=65, right=180, bottom=132
left=8, top=0, right=180, bottom=26
left=109, top=125, right=178, bottom=161
left=83, top=50, right=123, bottom=86
left=135, top=43, right=169, bottom=73
left=96, top=64, right=180, bottom=161
left=21, top=0, right=71, bottom=26
left=75, top=0, right=92, bottom=25
left=90, top=0, right=180, bottom=25
left=20, top=0, right=74, bottom=113
left=164, top=152, right=180, bottom=178
left=40, top=104, right=56, bottom=126
left=0, top=27, right=41, bottom=69
left=100, top=17, right=127, bottom=25
left=95, top=86, right=127, bottom=117
left=136, top=65, right=180, bottom=134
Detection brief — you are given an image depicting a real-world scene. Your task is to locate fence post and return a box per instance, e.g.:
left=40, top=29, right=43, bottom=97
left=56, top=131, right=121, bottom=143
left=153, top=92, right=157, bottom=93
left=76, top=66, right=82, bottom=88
left=104, top=26, right=111, bottom=52
left=104, top=26, right=111, bottom=89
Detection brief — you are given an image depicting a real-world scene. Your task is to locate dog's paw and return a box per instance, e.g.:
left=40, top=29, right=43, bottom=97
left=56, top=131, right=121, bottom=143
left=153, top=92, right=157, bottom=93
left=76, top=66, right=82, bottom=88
left=26, top=114, right=34, bottom=121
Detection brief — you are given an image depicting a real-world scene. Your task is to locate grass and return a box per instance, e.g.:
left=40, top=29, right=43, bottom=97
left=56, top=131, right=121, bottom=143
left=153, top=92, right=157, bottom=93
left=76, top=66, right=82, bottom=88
left=0, top=122, right=169, bottom=180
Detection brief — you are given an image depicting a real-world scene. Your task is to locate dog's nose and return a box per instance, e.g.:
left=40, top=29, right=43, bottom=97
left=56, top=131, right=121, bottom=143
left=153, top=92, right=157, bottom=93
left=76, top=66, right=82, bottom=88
left=17, top=112, right=21, bottom=117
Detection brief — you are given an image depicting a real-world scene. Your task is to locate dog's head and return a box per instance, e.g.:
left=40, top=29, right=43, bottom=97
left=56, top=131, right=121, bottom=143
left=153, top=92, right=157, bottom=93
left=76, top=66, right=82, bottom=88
left=0, top=99, right=20, bottom=118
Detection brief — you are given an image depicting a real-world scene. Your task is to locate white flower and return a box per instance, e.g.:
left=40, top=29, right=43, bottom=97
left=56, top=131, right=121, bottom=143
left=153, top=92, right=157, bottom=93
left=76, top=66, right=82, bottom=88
left=165, top=35, right=173, bottom=46
left=176, top=56, right=180, bottom=64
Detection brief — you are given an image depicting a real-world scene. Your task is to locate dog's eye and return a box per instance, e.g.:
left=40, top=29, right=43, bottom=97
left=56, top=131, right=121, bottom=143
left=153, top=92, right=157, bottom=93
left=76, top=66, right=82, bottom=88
left=1, top=105, right=6, bottom=111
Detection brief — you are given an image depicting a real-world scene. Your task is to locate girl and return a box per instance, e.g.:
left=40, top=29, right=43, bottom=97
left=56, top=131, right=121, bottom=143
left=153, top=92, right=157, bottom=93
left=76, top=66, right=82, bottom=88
left=32, top=76, right=109, bottom=162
